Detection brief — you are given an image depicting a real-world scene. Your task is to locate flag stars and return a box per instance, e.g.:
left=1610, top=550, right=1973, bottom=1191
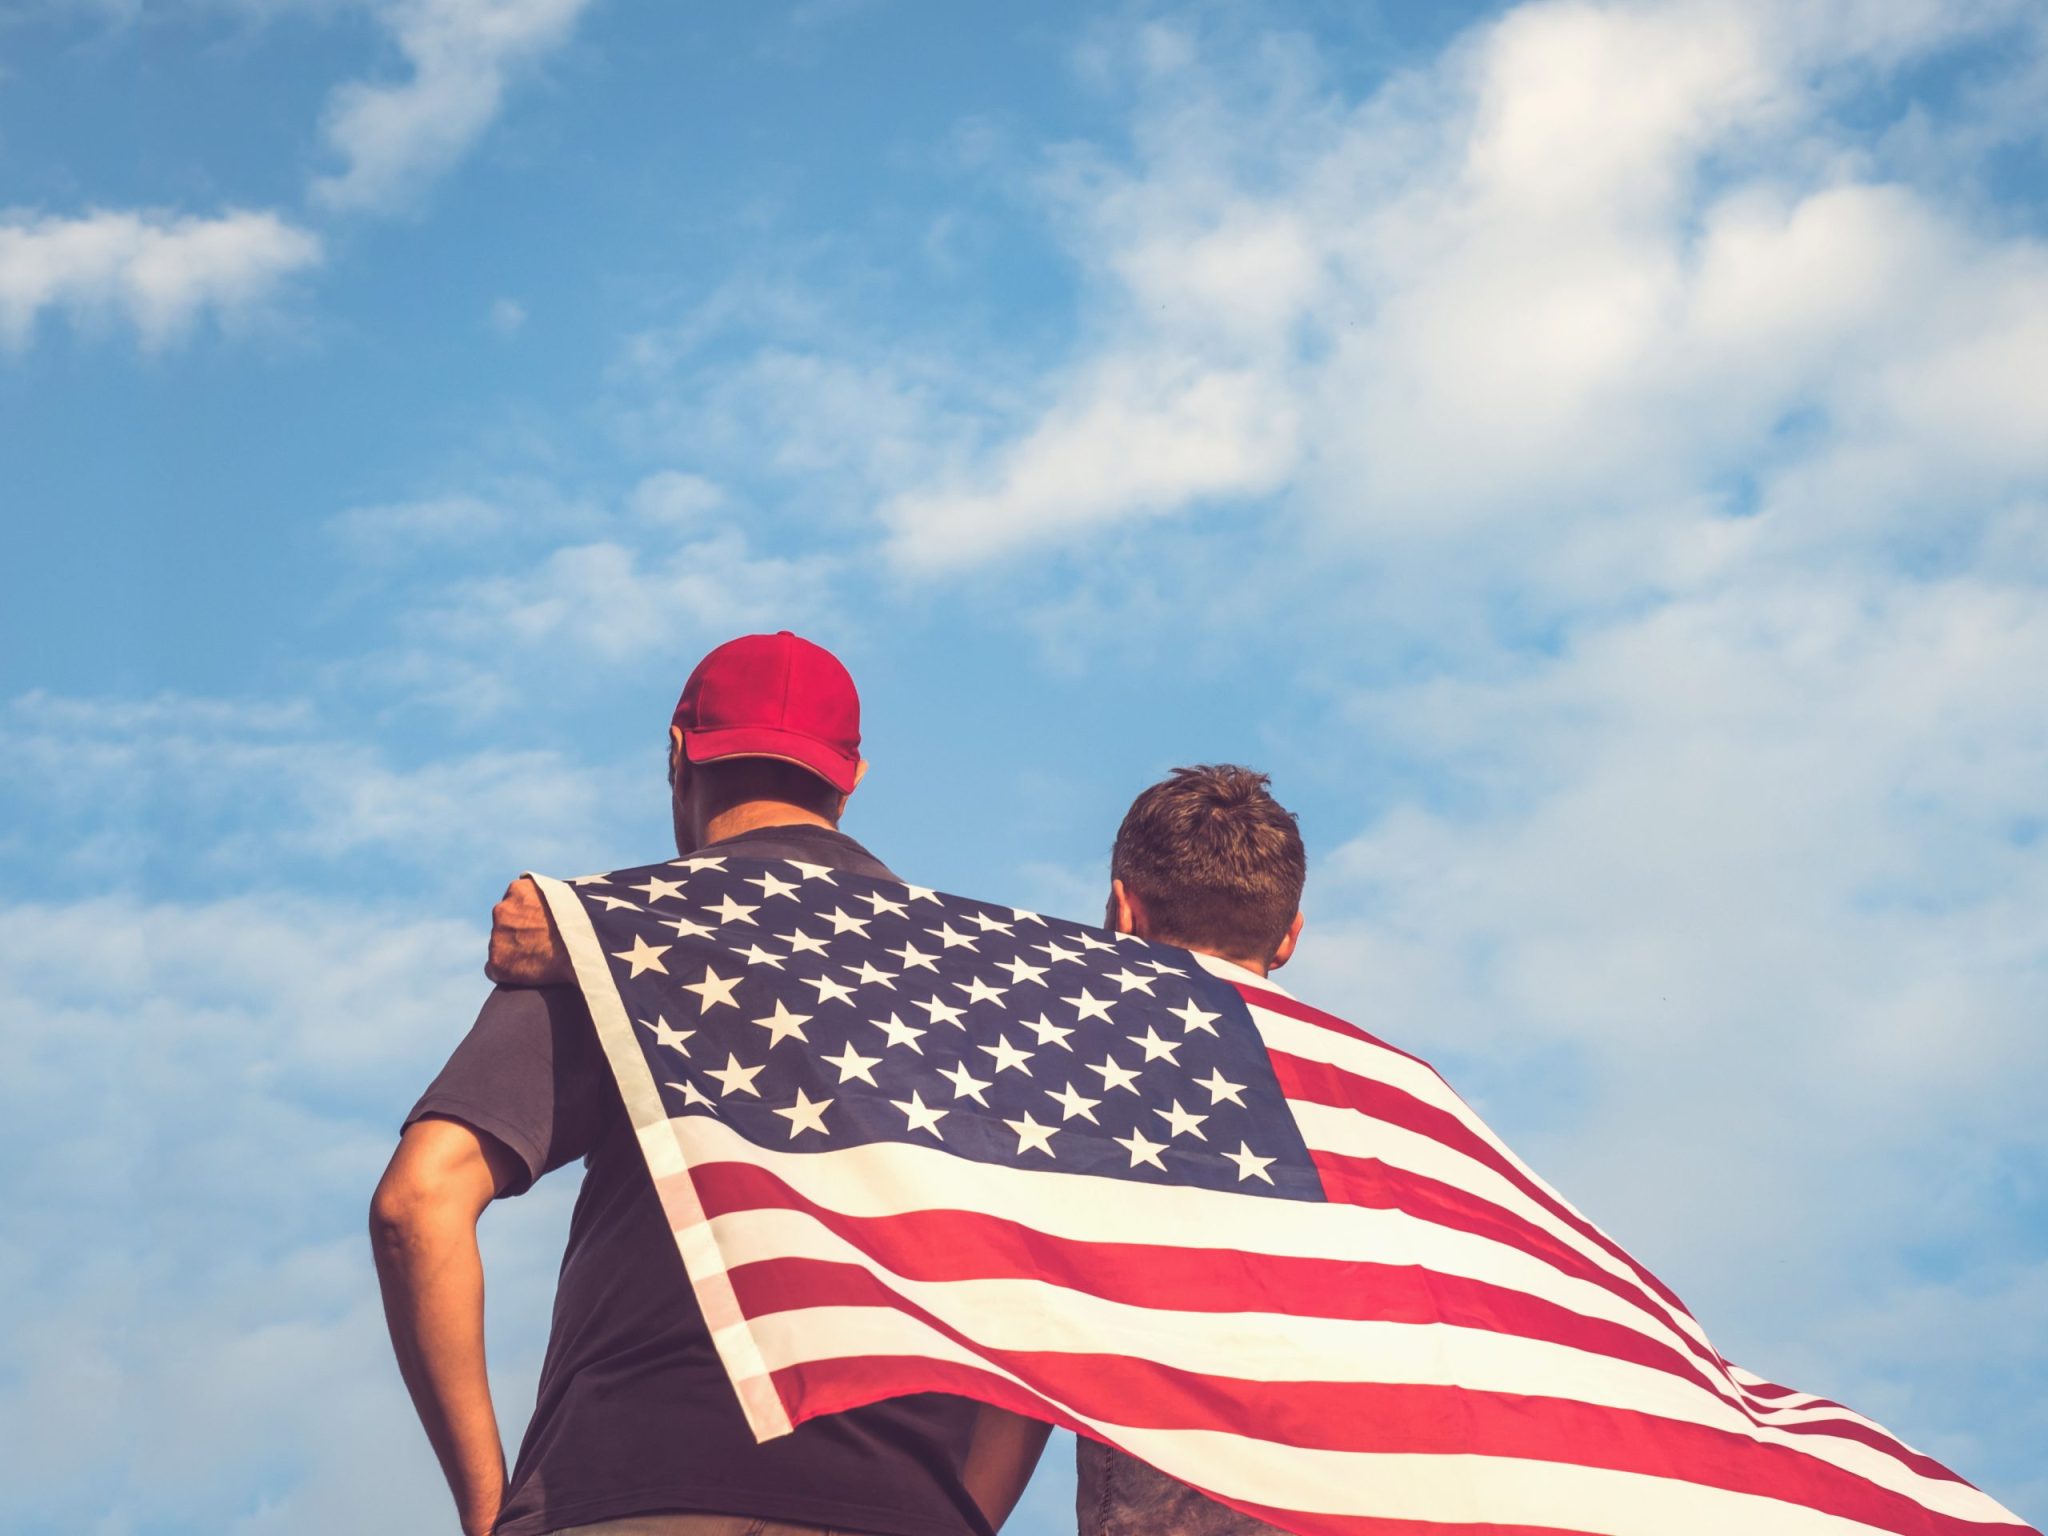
left=822, top=1040, right=882, bottom=1086
left=937, top=1060, right=993, bottom=1106
left=637, top=1015, right=695, bottom=1056
left=859, top=891, right=909, bottom=918
left=732, top=943, right=787, bottom=970
left=1126, top=1026, right=1182, bottom=1065
left=889, top=941, right=939, bottom=973
left=1103, top=967, right=1158, bottom=994
left=664, top=1078, right=711, bottom=1109
left=588, top=893, right=644, bottom=912
left=892, top=1090, right=948, bottom=1138
left=751, top=999, right=813, bottom=1048
left=1033, top=940, right=1084, bottom=966
left=1045, top=1082, right=1101, bottom=1123
left=1169, top=999, right=1222, bottom=1036
left=995, top=955, right=1049, bottom=987
left=871, top=1013, right=927, bottom=1053
left=1144, top=958, right=1188, bottom=976
left=1087, top=1055, right=1142, bottom=1095
left=746, top=870, right=801, bottom=902
left=785, top=860, right=836, bottom=883
left=1074, top=932, right=1116, bottom=953
left=844, top=959, right=897, bottom=990
left=926, top=922, right=979, bottom=950
left=773, top=1088, right=833, bottom=1139
left=802, top=974, right=858, bottom=1007
left=954, top=975, right=1008, bottom=1007
left=631, top=876, right=688, bottom=903
left=704, top=1054, right=765, bottom=1098
left=821, top=906, right=872, bottom=936
left=1064, top=988, right=1116, bottom=1024
left=902, top=885, right=942, bottom=904
left=663, top=915, right=716, bottom=940
left=1194, top=1067, right=1246, bottom=1106
left=967, top=911, right=1015, bottom=935
left=978, top=1034, right=1034, bottom=1076
left=1224, top=1142, right=1276, bottom=1184
left=612, top=934, right=671, bottom=978
left=1114, top=1127, right=1168, bottom=1171
left=1010, top=908, right=1047, bottom=925
left=674, top=856, right=727, bottom=873
left=1022, top=1013, right=1074, bottom=1051
left=1155, top=1100, right=1209, bottom=1141
left=1004, top=1112, right=1059, bottom=1158
left=682, top=966, right=743, bottom=1011
left=913, top=995, right=968, bottom=1029
left=779, top=927, right=830, bottom=957
left=706, top=894, right=759, bottom=927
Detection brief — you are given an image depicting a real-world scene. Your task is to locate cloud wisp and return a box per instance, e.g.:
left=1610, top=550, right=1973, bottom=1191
left=0, top=208, right=321, bottom=350
left=311, top=0, right=596, bottom=213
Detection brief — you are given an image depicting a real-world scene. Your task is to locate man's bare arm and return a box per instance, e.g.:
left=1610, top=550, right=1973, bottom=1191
left=961, top=1404, right=1054, bottom=1529
left=486, top=876, right=572, bottom=986
left=370, top=1116, right=527, bottom=1536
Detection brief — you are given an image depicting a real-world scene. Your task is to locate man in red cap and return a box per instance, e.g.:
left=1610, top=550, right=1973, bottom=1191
left=370, top=633, right=1050, bottom=1536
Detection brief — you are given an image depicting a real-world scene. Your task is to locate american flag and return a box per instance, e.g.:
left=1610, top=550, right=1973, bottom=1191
left=533, top=855, right=2036, bottom=1536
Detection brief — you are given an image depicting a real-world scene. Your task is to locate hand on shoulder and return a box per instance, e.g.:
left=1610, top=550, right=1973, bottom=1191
left=486, top=876, right=572, bottom=986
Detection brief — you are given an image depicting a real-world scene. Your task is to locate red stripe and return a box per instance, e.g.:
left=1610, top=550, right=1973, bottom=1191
left=1239, top=982, right=1439, bottom=1070
left=686, top=1158, right=1953, bottom=1478
left=776, top=1354, right=1605, bottom=1536
left=1273, top=1051, right=1700, bottom=1328
left=736, top=1259, right=2015, bottom=1536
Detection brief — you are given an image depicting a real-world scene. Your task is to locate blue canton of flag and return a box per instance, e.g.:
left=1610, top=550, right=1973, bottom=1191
left=565, top=854, right=1317, bottom=1199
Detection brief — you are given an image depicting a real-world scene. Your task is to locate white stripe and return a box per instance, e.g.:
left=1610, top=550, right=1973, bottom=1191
left=731, top=1303, right=2032, bottom=1535
left=669, top=1119, right=1879, bottom=1440
left=702, top=1206, right=2007, bottom=1520
left=531, top=875, right=793, bottom=1440
left=1253, top=1004, right=1880, bottom=1432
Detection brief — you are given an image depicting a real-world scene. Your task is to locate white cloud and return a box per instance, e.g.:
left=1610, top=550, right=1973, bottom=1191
left=0, top=690, right=633, bottom=888
left=0, top=891, right=574, bottom=1534
left=878, top=0, right=2047, bottom=578
left=311, top=0, right=595, bottom=213
left=0, top=208, right=321, bottom=349
left=488, top=295, right=528, bottom=333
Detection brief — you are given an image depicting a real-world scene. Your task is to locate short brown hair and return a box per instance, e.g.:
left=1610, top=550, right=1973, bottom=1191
left=1110, top=765, right=1305, bottom=961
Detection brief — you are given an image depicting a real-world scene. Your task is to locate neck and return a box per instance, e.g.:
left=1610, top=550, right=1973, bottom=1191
left=1186, top=945, right=1270, bottom=978
left=696, top=800, right=838, bottom=850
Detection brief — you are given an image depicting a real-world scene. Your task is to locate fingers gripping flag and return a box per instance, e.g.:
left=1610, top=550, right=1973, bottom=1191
left=534, top=856, right=2036, bottom=1536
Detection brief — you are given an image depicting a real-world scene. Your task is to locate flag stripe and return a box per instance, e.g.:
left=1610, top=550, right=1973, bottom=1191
left=688, top=1155, right=1950, bottom=1477
left=744, top=1326, right=2019, bottom=1536
left=1271, top=1046, right=1698, bottom=1328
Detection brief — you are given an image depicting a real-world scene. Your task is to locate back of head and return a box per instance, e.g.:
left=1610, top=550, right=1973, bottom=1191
left=1110, top=764, right=1305, bottom=964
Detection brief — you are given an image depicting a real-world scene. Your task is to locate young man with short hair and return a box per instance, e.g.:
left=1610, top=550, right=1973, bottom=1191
left=1087, top=763, right=1307, bottom=1536
left=371, top=631, right=1048, bottom=1536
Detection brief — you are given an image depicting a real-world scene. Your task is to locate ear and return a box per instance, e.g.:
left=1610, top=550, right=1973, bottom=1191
left=668, top=725, right=686, bottom=783
left=850, top=757, right=870, bottom=791
left=1268, top=910, right=1305, bottom=972
left=1108, top=878, right=1142, bottom=937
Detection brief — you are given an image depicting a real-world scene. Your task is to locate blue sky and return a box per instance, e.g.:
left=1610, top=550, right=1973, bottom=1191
left=3, top=0, right=2046, bottom=1531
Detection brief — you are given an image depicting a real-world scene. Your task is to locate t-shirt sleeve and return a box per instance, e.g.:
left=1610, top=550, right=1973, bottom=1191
left=404, top=985, right=612, bottom=1194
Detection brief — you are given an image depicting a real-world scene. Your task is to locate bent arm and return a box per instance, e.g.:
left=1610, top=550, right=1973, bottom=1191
left=962, top=1404, right=1055, bottom=1530
left=370, top=1116, right=526, bottom=1536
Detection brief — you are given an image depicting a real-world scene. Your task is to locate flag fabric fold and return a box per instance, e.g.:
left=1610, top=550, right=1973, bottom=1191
left=532, top=855, right=2037, bottom=1536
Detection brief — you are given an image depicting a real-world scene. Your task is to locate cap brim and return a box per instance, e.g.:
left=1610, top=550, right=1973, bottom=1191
left=683, top=725, right=860, bottom=794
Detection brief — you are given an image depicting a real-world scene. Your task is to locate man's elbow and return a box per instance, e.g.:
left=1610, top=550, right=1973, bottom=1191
left=369, top=1157, right=463, bottom=1266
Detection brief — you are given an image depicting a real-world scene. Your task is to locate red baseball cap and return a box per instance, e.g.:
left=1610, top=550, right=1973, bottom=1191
left=671, top=631, right=863, bottom=793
